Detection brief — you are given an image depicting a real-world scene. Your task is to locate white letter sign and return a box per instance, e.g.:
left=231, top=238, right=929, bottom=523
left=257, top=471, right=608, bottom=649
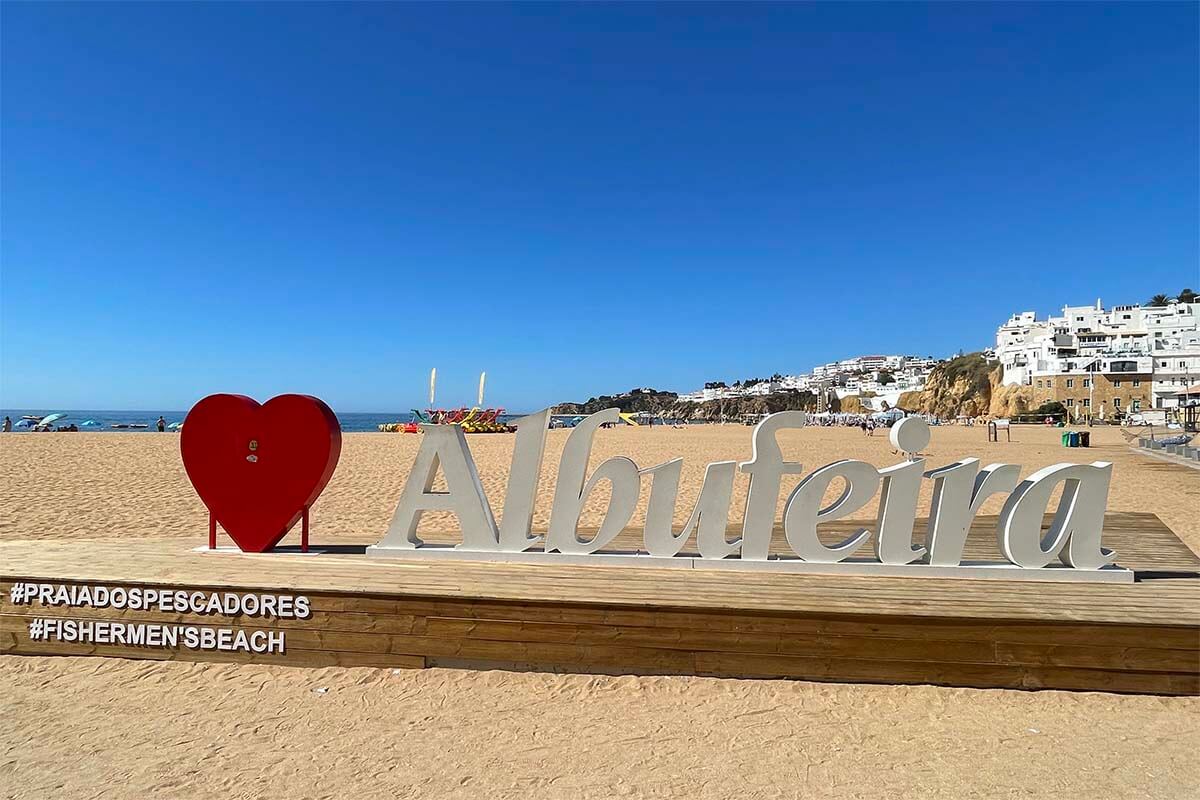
left=368, top=410, right=1132, bottom=583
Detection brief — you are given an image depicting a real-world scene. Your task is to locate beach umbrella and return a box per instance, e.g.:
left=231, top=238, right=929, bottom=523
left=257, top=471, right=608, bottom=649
left=38, top=413, right=67, bottom=426
left=80, top=419, right=100, bottom=427
left=478, top=371, right=486, bottom=406
left=168, top=422, right=183, bottom=430
left=429, top=367, right=437, bottom=407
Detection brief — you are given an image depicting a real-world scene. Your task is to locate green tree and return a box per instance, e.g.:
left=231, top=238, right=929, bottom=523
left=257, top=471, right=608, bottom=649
left=1148, top=294, right=1172, bottom=307
left=1178, top=288, right=1197, bottom=303
left=1035, top=401, right=1066, bottom=418
left=877, top=369, right=895, bottom=386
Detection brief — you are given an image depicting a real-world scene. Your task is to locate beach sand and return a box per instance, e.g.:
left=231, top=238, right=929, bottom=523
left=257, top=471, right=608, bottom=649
left=1, top=424, right=1198, bottom=798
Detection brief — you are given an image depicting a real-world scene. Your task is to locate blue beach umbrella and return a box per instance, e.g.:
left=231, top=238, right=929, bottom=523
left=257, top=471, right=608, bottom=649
left=34, top=412, right=66, bottom=431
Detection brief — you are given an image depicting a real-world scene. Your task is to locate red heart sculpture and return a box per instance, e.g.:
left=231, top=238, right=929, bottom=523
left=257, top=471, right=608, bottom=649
left=181, top=394, right=342, bottom=552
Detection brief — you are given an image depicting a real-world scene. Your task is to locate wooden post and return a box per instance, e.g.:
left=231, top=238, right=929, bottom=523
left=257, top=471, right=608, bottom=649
left=208, top=513, right=216, bottom=550
left=301, top=507, right=309, bottom=553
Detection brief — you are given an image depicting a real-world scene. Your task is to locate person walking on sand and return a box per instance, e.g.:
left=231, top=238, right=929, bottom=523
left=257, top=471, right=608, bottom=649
left=2, top=416, right=11, bottom=433
left=156, top=416, right=166, bottom=432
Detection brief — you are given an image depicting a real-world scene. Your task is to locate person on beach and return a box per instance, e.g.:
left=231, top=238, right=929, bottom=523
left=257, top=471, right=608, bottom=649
left=867, top=420, right=876, bottom=436
left=860, top=420, right=868, bottom=435
left=156, top=416, right=166, bottom=432
left=2, top=416, right=11, bottom=433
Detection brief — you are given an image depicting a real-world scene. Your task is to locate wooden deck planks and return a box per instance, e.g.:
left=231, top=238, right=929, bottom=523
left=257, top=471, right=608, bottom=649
left=1, top=512, right=1197, bottom=694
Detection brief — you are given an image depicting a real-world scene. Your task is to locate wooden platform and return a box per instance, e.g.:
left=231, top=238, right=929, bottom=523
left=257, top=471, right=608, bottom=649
left=2, top=512, right=1198, bottom=695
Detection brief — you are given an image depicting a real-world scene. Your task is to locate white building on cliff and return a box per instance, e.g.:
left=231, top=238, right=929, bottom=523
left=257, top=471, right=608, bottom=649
left=995, top=299, right=1200, bottom=410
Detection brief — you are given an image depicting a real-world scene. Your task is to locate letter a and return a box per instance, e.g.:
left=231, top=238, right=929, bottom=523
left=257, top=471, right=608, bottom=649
left=998, top=462, right=1115, bottom=569
left=375, top=424, right=498, bottom=551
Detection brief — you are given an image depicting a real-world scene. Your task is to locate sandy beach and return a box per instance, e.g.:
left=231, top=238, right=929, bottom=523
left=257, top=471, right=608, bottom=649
left=2, top=424, right=1198, bottom=798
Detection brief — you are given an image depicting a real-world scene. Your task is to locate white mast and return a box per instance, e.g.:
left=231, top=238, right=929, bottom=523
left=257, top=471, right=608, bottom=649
left=478, top=371, right=487, bottom=407
left=429, top=367, right=437, bottom=407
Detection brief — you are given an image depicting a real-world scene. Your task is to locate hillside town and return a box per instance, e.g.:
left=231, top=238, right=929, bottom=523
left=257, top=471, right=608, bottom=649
left=558, top=291, right=1199, bottom=428
left=995, top=295, right=1199, bottom=421
left=675, top=354, right=942, bottom=412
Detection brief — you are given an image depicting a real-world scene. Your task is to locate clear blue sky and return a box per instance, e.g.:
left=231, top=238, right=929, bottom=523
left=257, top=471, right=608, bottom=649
left=2, top=2, right=1197, bottom=412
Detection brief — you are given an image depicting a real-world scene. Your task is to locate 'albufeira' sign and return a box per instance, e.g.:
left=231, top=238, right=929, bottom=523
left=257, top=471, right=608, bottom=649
left=367, top=409, right=1129, bottom=583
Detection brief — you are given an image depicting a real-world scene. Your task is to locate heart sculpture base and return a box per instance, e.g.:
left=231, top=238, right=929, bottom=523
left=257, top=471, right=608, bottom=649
left=181, top=394, right=342, bottom=553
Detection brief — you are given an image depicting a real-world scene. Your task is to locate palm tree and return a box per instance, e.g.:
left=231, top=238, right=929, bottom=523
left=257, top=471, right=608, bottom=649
left=1178, top=288, right=1197, bottom=304
left=1148, top=294, right=1172, bottom=307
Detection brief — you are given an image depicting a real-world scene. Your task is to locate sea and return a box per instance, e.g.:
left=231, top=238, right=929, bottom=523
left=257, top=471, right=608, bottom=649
left=0, top=409, right=523, bottom=433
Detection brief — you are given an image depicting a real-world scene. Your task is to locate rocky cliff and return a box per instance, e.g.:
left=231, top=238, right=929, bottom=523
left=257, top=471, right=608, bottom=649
left=905, top=352, right=1014, bottom=419
left=552, top=388, right=680, bottom=416
left=553, top=388, right=821, bottom=422
left=557, top=354, right=1035, bottom=424
left=837, top=394, right=866, bottom=414
left=989, top=381, right=1036, bottom=418
left=668, top=391, right=820, bottom=421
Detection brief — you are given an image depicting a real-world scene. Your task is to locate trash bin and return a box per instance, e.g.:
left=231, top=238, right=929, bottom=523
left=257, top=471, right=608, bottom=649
left=1079, top=431, right=1090, bottom=448
left=1068, top=431, right=1080, bottom=447
left=1061, top=432, right=1070, bottom=447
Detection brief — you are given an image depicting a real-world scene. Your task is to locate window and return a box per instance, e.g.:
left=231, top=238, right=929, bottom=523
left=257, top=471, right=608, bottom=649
left=1133, top=380, right=1141, bottom=387
left=1114, top=398, right=1121, bottom=408
left=1066, top=398, right=1074, bottom=407
left=1083, top=399, right=1090, bottom=408
left=1123, top=314, right=1131, bottom=320
left=1066, top=379, right=1074, bottom=388
left=1112, top=380, right=1121, bottom=388
left=1036, top=380, right=1043, bottom=388
left=1182, top=361, right=1188, bottom=369
left=1161, top=360, right=1168, bottom=367
left=1083, top=378, right=1091, bottom=388
left=1133, top=399, right=1142, bottom=411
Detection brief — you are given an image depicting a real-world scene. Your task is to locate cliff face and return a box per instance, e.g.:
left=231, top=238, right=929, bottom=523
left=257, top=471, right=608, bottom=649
left=552, top=388, right=679, bottom=416
left=909, top=353, right=1001, bottom=419
left=670, top=391, right=819, bottom=421
left=556, top=355, right=1027, bottom=424
left=989, top=381, right=1036, bottom=418
left=896, top=390, right=924, bottom=410
left=838, top=395, right=866, bottom=414
left=553, top=389, right=819, bottom=421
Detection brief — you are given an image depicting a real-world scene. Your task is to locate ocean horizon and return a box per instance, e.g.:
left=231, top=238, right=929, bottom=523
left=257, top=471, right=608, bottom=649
left=0, top=409, right=530, bottom=433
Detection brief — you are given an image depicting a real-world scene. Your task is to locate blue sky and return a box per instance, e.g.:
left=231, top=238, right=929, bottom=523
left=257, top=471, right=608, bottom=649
left=2, top=3, right=1197, bottom=412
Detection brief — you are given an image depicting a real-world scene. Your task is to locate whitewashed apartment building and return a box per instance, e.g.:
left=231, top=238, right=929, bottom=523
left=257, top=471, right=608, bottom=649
left=676, top=355, right=940, bottom=406
left=995, top=299, right=1200, bottom=412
